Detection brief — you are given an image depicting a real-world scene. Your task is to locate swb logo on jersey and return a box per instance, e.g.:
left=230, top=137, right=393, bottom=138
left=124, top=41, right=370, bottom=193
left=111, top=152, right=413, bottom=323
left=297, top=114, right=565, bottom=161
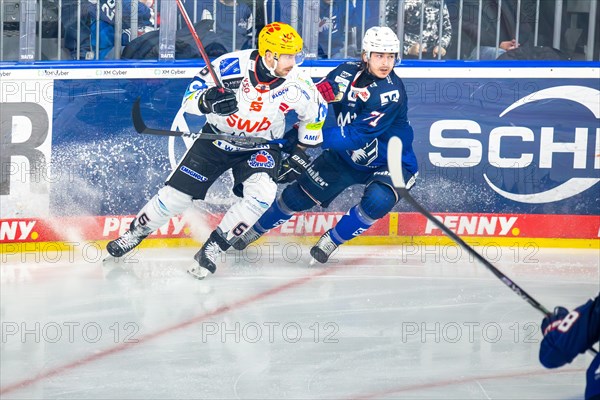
left=248, top=151, right=275, bottom=169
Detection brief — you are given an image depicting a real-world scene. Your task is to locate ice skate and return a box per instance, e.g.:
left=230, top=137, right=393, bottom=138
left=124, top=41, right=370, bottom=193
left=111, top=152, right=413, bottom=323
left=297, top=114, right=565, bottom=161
left=106, top=219, right=151, bottom=258
left=230, top=226, right=264, bottom=250
left=309, top=230, right=339, bottom=264
left=187, top=231, right=226, bottom=279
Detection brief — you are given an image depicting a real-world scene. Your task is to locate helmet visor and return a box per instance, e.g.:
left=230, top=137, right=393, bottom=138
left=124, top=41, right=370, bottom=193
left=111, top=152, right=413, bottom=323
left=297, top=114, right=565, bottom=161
left=277, top=49, right=306, bottom=65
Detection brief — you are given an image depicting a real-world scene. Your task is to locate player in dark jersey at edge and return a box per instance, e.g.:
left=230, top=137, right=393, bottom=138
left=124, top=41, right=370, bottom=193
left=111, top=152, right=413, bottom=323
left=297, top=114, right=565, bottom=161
left=540, top=294, right=600, bottom=400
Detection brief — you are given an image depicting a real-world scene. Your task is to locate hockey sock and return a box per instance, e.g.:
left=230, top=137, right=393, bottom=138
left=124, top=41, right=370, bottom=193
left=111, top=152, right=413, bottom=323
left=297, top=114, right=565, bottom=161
left=254, top=183, right=316, bottom=233
left=219, top=172, right=277, bottom=241
left=330, top=205, right=376, bottom=244
left=254, top=196, right=295, bottom=233
left=329, top=182, right=397, bottom=244
left=135, top=186, right=192, bottom=232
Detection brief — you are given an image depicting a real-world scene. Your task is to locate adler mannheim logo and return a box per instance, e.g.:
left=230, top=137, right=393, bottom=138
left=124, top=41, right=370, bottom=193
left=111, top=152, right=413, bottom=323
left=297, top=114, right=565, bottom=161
left=429, top=85, right=600, bottom=204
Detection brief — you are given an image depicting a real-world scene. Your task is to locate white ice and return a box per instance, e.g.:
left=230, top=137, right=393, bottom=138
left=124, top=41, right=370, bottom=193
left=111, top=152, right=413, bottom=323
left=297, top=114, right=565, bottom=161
left=1, top=243, right=598, bottom=399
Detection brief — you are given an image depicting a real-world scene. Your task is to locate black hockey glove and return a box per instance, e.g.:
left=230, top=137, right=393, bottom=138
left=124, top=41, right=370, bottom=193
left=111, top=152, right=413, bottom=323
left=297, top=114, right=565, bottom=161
left=276, top=147, right=310, bottom=184
left=198, top=87, right=238, bottom=116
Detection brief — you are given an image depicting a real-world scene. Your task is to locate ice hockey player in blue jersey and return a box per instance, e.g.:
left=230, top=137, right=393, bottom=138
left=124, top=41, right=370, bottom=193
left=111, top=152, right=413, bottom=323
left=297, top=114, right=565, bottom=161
left=540, top=294, right=600, bottom=400
left=232, top=26, right=419, bottom=263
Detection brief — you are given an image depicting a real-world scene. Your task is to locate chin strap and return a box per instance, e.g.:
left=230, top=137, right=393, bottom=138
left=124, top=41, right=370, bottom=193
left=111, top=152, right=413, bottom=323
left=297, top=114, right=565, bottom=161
left=262, top=55, right=284, bottom=78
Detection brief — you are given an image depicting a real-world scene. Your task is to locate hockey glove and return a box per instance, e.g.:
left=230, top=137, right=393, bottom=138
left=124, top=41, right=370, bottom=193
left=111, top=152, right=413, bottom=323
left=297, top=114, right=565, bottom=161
left=541, top=306, right=570, bottom=336
left=198, top=87, right=238, bottom=116
left=281, top=125, right=300, bottom=153
left=316, top=79, right=340, bottom=103
left=276, top=147, right=310, bottom=183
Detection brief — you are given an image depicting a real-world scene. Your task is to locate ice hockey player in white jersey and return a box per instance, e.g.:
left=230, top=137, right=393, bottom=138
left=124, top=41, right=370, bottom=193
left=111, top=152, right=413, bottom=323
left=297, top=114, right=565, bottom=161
left=106, top=22, right=327, bottom=279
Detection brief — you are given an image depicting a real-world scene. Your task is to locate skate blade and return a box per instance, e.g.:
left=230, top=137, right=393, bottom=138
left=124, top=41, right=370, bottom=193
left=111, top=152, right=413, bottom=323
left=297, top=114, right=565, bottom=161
left=308, top=258, right=318, bottom=267
left=187, top=263, right=209, bottom=280
left=102, top=254, right=117, bottom=264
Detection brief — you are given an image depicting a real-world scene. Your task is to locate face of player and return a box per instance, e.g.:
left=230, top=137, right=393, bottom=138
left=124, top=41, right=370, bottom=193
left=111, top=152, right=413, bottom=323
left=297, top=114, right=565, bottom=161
left=364, top=52, right=396, bottom=79
left=264, top=52, right=296, bottom=77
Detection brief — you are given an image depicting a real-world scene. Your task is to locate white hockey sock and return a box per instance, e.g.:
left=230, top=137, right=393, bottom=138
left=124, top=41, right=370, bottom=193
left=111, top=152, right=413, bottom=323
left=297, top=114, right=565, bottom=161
left=218, top=173, right=277, bottom=242
left=135, top=186, right=192, bottom=232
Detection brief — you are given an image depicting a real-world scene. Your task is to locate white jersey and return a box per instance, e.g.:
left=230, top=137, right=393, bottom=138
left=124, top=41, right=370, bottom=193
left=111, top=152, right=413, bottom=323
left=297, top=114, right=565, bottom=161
left=182, top=49, right=327, bottom=150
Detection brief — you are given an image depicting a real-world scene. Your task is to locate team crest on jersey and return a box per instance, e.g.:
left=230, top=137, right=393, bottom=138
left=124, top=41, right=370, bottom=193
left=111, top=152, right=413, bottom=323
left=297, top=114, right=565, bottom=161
left=349, top=138, right=378, bottom=166
left=248, top=150, right=275, bottom=169
left=219, top=58, right=241, bottom=77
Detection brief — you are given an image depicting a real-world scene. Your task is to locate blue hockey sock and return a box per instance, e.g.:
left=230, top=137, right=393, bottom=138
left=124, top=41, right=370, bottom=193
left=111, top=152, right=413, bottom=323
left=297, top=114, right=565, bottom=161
left=330, top=205, right=376, bottom=244
left=255, top=196, right=295, bottom=233
left=255, top=184, right=316, bottom=233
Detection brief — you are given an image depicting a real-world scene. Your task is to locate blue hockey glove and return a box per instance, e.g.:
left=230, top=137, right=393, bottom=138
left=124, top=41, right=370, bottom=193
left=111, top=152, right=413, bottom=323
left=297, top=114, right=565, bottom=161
left=198, top=87, right=238, bottom=116
left=541, top=306, right=570, bottom=336
left=276, top=147, right=310, bottom=183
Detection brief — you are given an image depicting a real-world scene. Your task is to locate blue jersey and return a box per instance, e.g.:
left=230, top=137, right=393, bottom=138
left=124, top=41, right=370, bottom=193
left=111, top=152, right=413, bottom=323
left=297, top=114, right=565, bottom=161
left=540, top=295, right=600, bottom=400
left=322, top=62, right=419, bottom=175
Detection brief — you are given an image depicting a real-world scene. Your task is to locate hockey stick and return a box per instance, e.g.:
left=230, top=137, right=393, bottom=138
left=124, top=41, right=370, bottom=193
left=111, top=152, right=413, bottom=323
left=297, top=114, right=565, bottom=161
left=387, top=137, right=551, bottom=314
left=387, top=137, right=599, bottom=356
left=174, top=0, right=224, bottom=92
left=131, top=98, right=285, bottom=146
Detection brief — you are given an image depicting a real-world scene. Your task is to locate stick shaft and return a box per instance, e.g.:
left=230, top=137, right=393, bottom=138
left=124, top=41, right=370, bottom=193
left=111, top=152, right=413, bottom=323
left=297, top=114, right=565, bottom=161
left=174, top=0, right=223, bottom=90
left=387, top=136, right=597, bottom=356
left=131, top=98, right=283, bottom=146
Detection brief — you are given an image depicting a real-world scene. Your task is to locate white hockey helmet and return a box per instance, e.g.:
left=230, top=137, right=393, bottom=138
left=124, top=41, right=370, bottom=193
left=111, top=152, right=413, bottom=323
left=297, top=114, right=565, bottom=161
left=362, top=26, right=400, bottom=60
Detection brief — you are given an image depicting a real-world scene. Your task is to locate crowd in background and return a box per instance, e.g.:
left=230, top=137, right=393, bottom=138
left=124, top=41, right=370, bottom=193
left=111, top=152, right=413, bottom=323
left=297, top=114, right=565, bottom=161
left=1, top=0, right=598, bottom=61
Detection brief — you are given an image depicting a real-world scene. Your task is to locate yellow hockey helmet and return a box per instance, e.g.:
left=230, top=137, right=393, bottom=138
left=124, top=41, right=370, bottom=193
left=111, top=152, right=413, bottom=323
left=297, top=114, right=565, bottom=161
left=258, top=22, right=303, bottom=58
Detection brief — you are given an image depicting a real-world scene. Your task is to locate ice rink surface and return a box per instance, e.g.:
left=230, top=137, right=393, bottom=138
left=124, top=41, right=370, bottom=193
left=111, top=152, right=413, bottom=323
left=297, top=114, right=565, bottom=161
left=1, top=243, right=598, bottom=399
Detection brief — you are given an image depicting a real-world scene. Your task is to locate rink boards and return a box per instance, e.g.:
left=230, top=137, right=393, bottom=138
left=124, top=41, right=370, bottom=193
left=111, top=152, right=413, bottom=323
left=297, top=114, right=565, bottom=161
left=0, top=61, right=599, bottom=250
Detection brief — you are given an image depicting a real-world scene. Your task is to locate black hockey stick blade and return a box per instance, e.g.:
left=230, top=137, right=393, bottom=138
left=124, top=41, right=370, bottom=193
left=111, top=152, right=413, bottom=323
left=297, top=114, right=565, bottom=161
left=131, top=98, right=285, bottom=146
left=131, top=97, right=179, bottom=136
left=387, top=137, right=552, bottom=316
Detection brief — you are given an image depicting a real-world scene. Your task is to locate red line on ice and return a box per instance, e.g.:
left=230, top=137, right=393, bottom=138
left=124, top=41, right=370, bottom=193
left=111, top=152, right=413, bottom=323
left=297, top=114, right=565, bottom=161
left=0, top=264, right=341, bottom=395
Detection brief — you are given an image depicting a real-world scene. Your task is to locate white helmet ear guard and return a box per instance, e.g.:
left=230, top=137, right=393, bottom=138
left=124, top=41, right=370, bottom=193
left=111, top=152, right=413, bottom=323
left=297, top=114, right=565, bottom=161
left=362, top=26, right=401, bottom=62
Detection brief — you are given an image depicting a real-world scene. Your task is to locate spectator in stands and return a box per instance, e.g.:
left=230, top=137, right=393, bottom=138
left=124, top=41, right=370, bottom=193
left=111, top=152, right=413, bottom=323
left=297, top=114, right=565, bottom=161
left=461, top=0, right=534, bottom=60
left=318, top=0, right=365, bottom=58
left=62, top=0, right=93, bottom=59
left=88, top=0, right=155, bottom=59
left=386, top=0, right=452, bottom=59
left=184, top=0, right=253, bottom=52
left=121, top=19, right=228, bottom=59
